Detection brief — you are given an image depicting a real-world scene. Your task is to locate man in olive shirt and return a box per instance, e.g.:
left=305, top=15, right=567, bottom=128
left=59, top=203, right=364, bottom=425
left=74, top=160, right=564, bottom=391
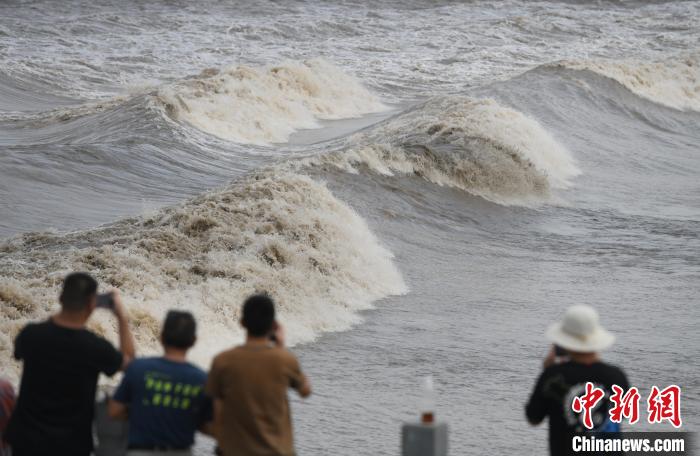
left=207, top=295, right=311, bottom=456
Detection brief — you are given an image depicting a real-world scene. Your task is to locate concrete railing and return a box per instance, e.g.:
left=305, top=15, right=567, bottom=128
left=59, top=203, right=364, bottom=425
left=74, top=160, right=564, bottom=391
left=94, top=396, right=449, bottom=456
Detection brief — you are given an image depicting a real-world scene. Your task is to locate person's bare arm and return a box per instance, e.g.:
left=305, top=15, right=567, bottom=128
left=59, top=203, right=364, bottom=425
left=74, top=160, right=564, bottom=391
left=199, top=399, right=222, bottom=437
left=107, top=399, right=129, bottom=420
left=111, top=290, right=135, bottom=370
left=543, top=345, right=556, bottom=369
left=198, top=421, right=216, bottom=437
left=297, top=377, right=312, bottom=398
left=272, top=323, right=312, bottom=398
left=272, top=321, right=286, bottom=349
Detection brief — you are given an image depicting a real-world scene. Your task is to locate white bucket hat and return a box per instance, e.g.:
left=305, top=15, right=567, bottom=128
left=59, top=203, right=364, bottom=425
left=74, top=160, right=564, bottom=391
left=546, top=305, right=615, bottom=352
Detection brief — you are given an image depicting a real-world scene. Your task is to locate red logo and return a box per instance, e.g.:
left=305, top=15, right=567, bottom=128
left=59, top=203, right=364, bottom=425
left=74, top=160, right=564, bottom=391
left=609, top=385, right=640, bottom=425
left=647, top=385, right=682, bottom=428
left=572, top=384, right=682, bottom=429
left=571, top=382, right=605, bottom=430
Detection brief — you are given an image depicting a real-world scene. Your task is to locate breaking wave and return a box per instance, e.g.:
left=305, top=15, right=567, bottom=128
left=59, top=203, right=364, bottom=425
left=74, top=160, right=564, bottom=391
left=0, top=172, right=406, bottom=382
left=554, top=55, right=700, bottom=112
left=156, top=58, right=387, bottom=145
left=297, top=97, right=580, bottom=205
left=0, top=63, right=587, bottom=381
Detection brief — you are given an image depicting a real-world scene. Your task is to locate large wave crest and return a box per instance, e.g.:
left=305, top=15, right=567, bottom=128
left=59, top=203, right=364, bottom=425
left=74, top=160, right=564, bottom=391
left=0, top=172, right=406, bottom=382
left=157, top=58, right=387, bottom=145
left=298, top=96, right=580, bottom=205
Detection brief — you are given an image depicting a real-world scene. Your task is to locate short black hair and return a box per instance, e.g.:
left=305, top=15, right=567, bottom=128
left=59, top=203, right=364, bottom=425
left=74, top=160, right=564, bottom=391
left=162, top=310, right=197, bottom=349
left=242, top=294, right=275, bottom=337
left=60, top=272, right=98, bottom=312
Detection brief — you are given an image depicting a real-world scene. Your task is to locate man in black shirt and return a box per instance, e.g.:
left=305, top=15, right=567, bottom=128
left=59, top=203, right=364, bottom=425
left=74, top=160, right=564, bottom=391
left=5, top=272, right=136, bottom=456
left=526, top=305, right=629, bottom=456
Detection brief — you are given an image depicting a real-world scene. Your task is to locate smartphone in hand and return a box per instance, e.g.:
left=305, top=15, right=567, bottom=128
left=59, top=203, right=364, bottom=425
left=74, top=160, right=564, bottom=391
left=96, top=292, right=114, bottom=310
left=554, top=345, right=568, bottom=357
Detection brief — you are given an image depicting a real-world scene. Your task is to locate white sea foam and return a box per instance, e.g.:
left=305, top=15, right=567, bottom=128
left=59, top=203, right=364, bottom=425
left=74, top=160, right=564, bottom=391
left=0, top=172, right=406, bottom=383
left=557, top=55, right=700, bottom=112
left=298, top=97, right=580, bottom=205
left=156, top=59, right=387, bottom=145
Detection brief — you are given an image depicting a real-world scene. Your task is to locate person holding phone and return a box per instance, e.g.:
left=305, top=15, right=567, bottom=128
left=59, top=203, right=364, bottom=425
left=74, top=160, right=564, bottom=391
left=5, top=272, right=136, bottom=456
left=525, top=305, right=629, bottom=456
left=206, top=294, right=311, bottom=456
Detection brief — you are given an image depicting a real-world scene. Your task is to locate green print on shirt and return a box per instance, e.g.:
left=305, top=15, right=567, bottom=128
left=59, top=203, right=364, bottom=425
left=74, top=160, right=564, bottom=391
left=141, top=372, right=200, bottom=410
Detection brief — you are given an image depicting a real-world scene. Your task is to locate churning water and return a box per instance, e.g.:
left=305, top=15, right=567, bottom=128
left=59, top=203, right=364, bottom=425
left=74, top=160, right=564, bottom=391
left=1, top=1, right=699, bottom=454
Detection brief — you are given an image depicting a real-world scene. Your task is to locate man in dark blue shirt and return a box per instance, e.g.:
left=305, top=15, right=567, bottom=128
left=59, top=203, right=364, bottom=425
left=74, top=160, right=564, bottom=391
left=109, top=310, right=213, bottom=456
